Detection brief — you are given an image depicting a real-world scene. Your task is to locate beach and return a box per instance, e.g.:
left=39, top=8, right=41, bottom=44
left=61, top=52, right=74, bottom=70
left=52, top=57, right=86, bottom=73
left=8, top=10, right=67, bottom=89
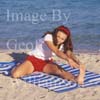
left=0, top=50, right=100, bottom=100
left=0, top=0, right=100, bottom=100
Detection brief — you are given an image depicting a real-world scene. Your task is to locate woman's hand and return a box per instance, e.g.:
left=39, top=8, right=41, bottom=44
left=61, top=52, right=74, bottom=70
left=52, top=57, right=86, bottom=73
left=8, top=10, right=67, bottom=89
left=74, top=64, right=85, bottom=84
left=68, top=58, right=80, bottom=68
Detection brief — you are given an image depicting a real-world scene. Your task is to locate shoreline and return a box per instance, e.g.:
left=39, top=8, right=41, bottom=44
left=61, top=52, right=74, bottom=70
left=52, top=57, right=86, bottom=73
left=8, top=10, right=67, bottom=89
left=0, top=49, right=100, bottom=54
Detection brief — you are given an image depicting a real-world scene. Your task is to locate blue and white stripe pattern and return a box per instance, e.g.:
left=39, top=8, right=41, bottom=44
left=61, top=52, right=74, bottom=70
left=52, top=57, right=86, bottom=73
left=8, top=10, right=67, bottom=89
left=0, top=61, right=100, bottom=93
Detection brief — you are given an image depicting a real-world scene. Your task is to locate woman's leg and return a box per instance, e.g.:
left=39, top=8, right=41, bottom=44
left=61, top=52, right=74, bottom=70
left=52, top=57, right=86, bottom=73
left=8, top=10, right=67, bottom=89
left=43, top=63, right=76, bottom=82
left=11, top=60, right=34, bottom=78
left=76, top=64, right=85, bottom=84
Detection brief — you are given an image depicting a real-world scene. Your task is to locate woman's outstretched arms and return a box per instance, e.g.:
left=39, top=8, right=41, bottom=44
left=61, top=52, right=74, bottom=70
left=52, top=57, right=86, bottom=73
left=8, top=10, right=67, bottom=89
left=45, top=41, right=79, bottom=68
left=66, top=50, right=81, bottom=65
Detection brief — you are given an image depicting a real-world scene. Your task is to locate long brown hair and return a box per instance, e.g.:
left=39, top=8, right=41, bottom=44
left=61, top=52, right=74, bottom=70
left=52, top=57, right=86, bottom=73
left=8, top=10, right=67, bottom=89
left=42, top=25, right=73, bottom=53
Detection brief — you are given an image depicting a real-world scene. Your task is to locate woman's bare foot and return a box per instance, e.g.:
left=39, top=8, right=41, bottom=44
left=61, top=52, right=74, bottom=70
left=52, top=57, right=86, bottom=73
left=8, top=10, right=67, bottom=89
left=62, top=70, right=76, bottom=82
left=75, top=75, right=84, bottom=84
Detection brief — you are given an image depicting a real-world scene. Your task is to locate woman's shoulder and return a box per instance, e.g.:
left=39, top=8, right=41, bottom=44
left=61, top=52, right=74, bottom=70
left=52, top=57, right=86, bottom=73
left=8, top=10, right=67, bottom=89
left=44, top=33, right=52, bottom=37
left=44, top=34, right=53, bottom=41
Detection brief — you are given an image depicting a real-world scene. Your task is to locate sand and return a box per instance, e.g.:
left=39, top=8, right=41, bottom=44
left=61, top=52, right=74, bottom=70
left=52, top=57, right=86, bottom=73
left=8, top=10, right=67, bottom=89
left=0, top=49, right=100, bottom=100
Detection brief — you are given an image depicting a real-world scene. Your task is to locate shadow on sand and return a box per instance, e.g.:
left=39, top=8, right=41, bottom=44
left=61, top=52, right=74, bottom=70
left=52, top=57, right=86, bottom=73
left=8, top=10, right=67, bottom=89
left=9, top=52, right=28, bottom=63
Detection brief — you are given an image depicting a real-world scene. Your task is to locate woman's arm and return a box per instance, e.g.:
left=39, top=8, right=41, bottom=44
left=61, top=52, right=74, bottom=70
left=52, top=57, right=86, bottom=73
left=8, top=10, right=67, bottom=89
left=66, top=50, right=81, bottom=65
left=45, top=41, right=79, bottom=68
left=45, top=41, right=69, bottom=61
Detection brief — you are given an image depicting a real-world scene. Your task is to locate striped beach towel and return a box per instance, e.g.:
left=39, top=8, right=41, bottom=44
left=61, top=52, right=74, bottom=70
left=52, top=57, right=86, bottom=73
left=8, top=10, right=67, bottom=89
left=0, top=61, right=100, bottom=93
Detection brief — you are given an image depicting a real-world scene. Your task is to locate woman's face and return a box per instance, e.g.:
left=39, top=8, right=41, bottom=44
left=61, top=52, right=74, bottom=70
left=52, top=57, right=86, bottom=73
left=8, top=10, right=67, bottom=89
left=56, top=31, right=68, bottom=45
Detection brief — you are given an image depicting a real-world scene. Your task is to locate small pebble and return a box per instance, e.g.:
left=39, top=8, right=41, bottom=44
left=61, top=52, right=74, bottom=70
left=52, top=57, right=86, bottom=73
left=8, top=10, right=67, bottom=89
left=13, top=81, right=16, bottom=83
left=40, top=96, right=46, bottom=98
left=96, top=60, right=100, bottom=62
left=0, top=86, right=3, bottom=88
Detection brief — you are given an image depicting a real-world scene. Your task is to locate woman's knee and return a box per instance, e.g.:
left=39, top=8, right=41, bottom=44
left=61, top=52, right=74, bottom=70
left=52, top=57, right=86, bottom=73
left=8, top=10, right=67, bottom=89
left=11, top=69, right=21, bottom=78
left=11, top=61, right=34, bottom=78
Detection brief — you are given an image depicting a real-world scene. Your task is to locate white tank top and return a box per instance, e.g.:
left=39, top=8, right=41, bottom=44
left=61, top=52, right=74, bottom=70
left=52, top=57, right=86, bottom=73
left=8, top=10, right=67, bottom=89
left=28, top=34, right=53, bottom=60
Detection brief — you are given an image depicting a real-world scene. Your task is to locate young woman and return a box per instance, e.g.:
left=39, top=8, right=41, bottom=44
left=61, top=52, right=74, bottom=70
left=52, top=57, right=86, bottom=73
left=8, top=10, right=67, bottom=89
left=11, top=25, right=85, bottom=84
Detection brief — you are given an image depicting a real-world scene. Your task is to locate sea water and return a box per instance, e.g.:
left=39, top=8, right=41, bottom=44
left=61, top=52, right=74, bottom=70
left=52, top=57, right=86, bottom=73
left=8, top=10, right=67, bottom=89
left=0, top=0, right=100, bottom=53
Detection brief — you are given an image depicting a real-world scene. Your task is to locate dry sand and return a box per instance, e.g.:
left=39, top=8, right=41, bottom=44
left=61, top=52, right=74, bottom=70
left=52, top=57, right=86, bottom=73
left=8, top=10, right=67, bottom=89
left=0, top=50, right=100, bottom=100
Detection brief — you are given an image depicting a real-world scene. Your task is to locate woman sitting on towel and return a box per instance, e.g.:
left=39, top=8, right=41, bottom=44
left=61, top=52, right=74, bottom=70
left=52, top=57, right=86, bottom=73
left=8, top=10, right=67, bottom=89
left=11, top=25, right=85, bottom=84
